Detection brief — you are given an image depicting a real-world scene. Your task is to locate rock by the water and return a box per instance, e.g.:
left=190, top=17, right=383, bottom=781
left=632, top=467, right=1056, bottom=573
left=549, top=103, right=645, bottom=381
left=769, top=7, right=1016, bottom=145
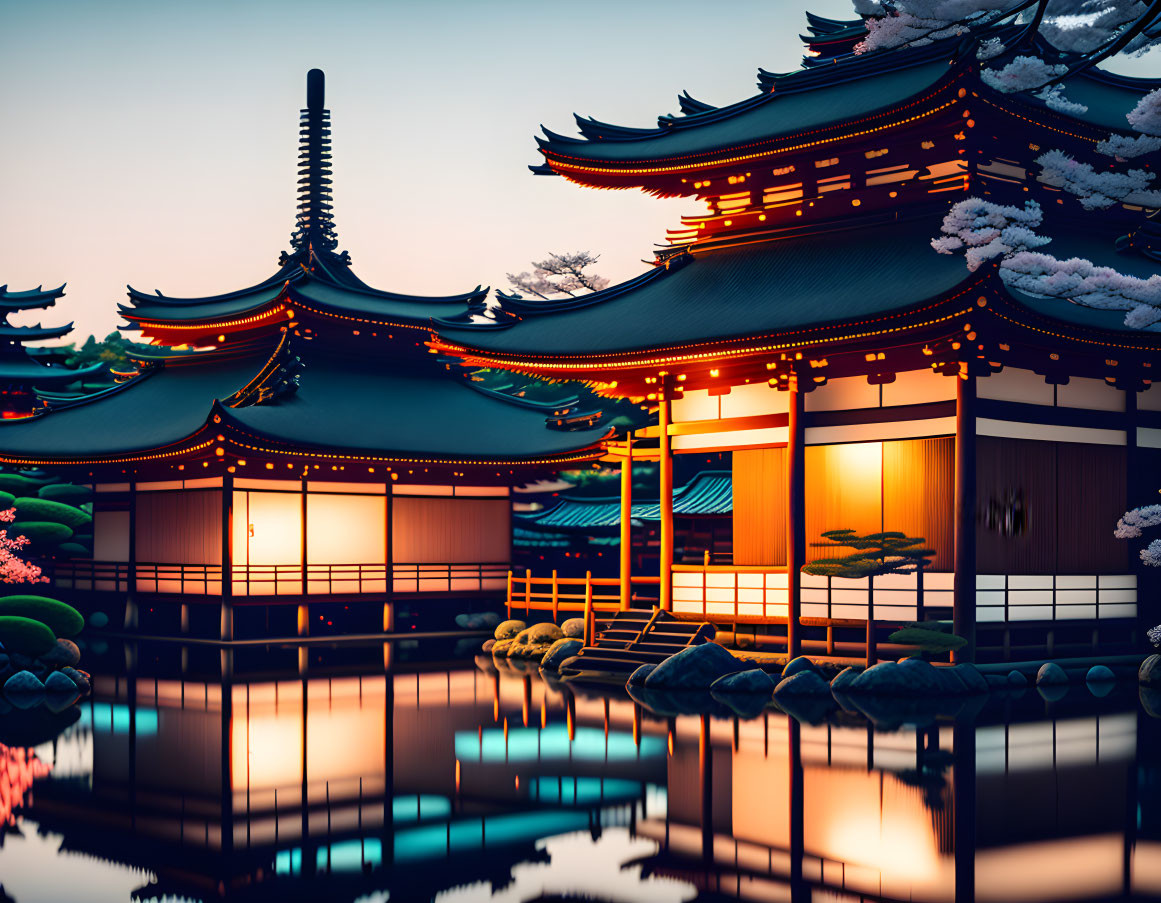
left=60, top=667, right=90, bottom=694
left=4, top=670, right=44, bottom=708
left=627, top=663, right=656, bottom=687
left=985, top=673, right=1008, bottom=689
left=846, top=661, right=983, bottom=696
left=830, top=667, right=861, bottom=692
left=0, top=653, right=9, bottom=675
left=850, top=662, right=911, bottom=695
left=949, top=664, right=988, bottom=694
left=1038, top=682, right=1069, bottom=702
left=89, top=611, right=109, bottom=629
left=1036, top=662, right=1069, bottom=686
left=481, top=638, right=496, bottom=653
left=645, top=643, right=744, bottom=691
left=541, top=639, right=583, bottom=671
left=1140, top=654, right=1161, bottom=687
left=781, top=656, right=817, bottom=679
left=561, top=618, right=586, bottom=638
left=491, top=638, right=514, bottom=657
left=774, top=670, right=831, bottom=697
left=518, top=622, right=565, bottom=646
left=44, top=670, right=79, bottom=697
left=711, top=669, right=776, bottom=694
left=41, top=639, right=81, bottom=668
left=895, top=658, right=946, bottom=694
left=712, top=686, right=772, bottom=719
left=556, top=655, right=583, bottom=674
left=494, top=620, right=526, bottom=640
left=1142, top=687, right=1161, bottom=719
left=1086, top=665, right=1116, bottom=683
left=775, top=690, right=837, bottom=725
left=1008, top=670, right=1028, bottom=687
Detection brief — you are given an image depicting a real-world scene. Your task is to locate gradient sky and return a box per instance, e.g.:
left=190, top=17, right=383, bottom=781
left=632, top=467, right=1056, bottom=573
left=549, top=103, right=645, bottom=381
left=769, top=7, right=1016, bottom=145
left=2, top=0, right=1157, bottom=344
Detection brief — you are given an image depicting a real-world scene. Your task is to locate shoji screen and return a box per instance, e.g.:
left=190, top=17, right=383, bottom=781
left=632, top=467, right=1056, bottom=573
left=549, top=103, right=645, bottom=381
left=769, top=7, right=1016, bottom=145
left=136, top=490, right=222, bottom=564
left=883, top=437, right=954, bottom=571
left=392, top=497, right=510, bottom=563
left=805, top=443, right=883, bottom=562
left=732, top=447, right=786, bottom=565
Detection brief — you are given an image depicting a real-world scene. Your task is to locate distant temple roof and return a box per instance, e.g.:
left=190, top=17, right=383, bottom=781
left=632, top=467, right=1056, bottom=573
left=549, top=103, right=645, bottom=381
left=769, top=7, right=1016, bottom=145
left=0, top=70, right=606, bottom=470
left=519, top=471, right=732, bottom=533
left=0, top=285, right=105, bottom=401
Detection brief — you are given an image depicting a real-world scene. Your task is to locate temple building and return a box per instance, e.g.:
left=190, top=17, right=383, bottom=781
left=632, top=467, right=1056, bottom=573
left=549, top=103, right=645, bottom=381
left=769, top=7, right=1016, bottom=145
left=0, top=70, right=607, bottom=639
left=0, top=284, right=105, bottom=417
left=432, top=13, right=1161, bottom=663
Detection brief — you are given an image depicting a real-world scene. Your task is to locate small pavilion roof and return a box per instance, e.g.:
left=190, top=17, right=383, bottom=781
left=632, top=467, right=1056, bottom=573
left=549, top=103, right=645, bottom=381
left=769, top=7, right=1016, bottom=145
left=0, top=359, right=105, bottom=387
left=0, top=284, right=66, bottom=312
left=0, top=323, right=74, bottom=342
left=519, top=471, right=732, bottom=532
left=0, top=342, right=608, bottom=465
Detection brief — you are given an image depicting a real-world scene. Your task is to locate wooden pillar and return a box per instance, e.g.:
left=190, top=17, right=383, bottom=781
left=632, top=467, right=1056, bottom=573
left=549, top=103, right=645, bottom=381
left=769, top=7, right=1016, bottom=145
left=619, top=439, right=633, bottom=610
left=698, top=713, right=713, bottom=860
left=124, top=480, right=139, bottom=630
left=659, top=387, right=674, bottom=612
left=787, top=382, right=806, bottom=660
left=953, top=373, right=977, bottom=663
left=1124, top=387, right=1140, bottom=646
left=384, top=483, right=394, bottom=632
left=953, top=715, right=977, bottom=903
left=220, top=473, right=234, bottom=642
left=788, top=715, right=806, bottom=903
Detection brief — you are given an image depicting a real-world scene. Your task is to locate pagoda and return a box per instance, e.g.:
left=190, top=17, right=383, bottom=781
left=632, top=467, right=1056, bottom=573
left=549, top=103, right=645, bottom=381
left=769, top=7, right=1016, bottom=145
left=0, top=70, right=608, bottom=640
left=432, top=11, right=1161, bottom=663
left=0, top=284, right=105, bottom=417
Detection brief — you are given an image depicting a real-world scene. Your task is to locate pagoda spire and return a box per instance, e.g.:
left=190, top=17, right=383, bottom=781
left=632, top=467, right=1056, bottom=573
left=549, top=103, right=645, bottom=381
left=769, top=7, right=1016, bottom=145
left=289, top=69, right=340, bottom=258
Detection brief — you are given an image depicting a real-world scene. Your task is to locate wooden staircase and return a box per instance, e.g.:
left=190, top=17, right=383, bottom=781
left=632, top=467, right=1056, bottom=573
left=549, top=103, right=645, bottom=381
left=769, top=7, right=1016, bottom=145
left=561, top=607, right=715, bottom=679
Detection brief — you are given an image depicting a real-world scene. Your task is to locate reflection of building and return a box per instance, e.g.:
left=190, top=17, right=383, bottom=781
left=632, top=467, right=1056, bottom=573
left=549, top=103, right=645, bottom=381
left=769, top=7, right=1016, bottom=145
left=434, top=9, right=1161, bottom=663
left=0, top=285, right=104, bottom=418
left=0, top=70, right=608, bottom=639
left=20, top=653, right=672, bottom=902
left=646, top=702, right=1158, bottom=903
left=16, top=654, right=1161, bottom=902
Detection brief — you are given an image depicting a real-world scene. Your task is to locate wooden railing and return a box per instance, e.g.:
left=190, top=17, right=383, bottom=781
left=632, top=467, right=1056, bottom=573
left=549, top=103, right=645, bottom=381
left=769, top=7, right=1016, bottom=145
left=48, top=560, right=508, bottom=597
left=671, top=553, right=790, bottom=622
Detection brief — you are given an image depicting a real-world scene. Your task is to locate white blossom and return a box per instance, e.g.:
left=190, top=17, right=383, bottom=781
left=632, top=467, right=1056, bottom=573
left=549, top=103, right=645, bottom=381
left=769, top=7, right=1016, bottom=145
left=1128, top=87, right=1161, bottom=136
left=1000, top=251, right=1161, bottom=328
left=976, top=37, right=1006, bottom=59
left=981, top=55, right=1068, bottom=93
left=1115, top=504, right=1161, bottom=538
left=1149, top=622, right=1161, bottom=645
left=1035, top=84, right=1088, bottom=114
left=1096, top=133, right=1161, bottom=160
left=507, top=251, right=609, bottom=300
left=1142, top=540, right=1161, bottom=568
left=930, top=198, right=1049, bottom=270
left=1036, top=149, right=1161, bottom=209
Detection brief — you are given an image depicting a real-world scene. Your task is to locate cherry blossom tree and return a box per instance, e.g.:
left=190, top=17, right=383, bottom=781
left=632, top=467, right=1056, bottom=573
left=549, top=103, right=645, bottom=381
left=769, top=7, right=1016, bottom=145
left=507, top=252, right=609, bottom=300
left=0, top=508, right=48, bottom=585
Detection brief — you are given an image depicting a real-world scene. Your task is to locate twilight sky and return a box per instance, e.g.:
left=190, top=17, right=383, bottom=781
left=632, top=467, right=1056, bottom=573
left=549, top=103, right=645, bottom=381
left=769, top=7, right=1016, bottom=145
left=1, top=0, right=1157, bottom=344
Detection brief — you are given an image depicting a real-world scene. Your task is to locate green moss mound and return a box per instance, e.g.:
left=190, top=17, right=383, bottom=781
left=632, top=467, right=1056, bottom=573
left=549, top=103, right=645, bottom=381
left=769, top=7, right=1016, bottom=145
left=38, top=484, right=93, bottom=505
left=888, top=627, right=967, bottom=654
left=57, top=542, right=92, bottom=558
left=0, top=491, right=14, bottom=511
left=0, top=596, right=84, bottom=638
left=10, top=522, right=73, bottom=546
left=13, top=498, right=92, bottom=531
left=0, top=616, right=56, bottom=656
left=0, top=475, right=47, bottom=497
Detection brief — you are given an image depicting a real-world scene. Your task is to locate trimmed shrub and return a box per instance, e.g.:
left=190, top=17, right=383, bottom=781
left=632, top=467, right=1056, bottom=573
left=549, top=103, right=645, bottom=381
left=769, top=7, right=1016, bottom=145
left=0, top=617, right=56, bottom=656
left=0, top=491, right=14, bottom=511
left=0, top=596, right=84, bottom=638
left=13, top=498, right=92, bottom=531
left=38, top=484, right=93, bottom=505
left=888, top=627, right=967, bottom=654
left=57, top=542, right=92, bottom=558
left=8, top=522, right=72, bottom=546
left=0, top=475, right=47, bottom=497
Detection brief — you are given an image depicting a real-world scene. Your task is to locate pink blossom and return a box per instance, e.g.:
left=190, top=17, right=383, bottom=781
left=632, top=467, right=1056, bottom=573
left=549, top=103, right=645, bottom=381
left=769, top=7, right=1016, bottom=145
left=0, top=508, right=48, bottom=584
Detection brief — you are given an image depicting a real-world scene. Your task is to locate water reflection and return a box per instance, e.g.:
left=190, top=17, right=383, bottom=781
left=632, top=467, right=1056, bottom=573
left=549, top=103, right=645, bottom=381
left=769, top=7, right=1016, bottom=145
left=0, top=641, right=1156, bottom=902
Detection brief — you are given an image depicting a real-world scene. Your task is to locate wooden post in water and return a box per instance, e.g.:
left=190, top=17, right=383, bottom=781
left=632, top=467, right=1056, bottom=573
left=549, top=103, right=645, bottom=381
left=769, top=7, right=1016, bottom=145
left=620, top=439, right=633, bottom=610
left=866, top=575, right=876, bottom=669
left=551, top=570, right=559, bottom=622
left=584, top=571, right=594, bottom=646
left=506, top=570, right=513, bottom=619
left=787, top=381, right=805, bottom=660
left=524, top=568, right=532, bottom=617
left=953, top=371, right=977, bottom=663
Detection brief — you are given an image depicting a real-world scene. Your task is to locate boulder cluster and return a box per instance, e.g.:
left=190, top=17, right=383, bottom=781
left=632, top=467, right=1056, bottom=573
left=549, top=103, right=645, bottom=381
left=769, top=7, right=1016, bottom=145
left=0, top=595, right=91, bottom=712
left=484, top=618, right=585, bottom=671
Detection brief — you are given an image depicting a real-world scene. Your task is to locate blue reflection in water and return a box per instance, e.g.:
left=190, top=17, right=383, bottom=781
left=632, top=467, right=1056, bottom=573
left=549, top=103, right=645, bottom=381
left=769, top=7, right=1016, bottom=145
left=528, top=776, right=640, bottom=804
left=395, top=811, right=591, bottom=862
left=393, top=794, right=452, bottom=823
left=454, top=725, right=664, bottom=762
left=77, top=703, right=159, bottom=737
